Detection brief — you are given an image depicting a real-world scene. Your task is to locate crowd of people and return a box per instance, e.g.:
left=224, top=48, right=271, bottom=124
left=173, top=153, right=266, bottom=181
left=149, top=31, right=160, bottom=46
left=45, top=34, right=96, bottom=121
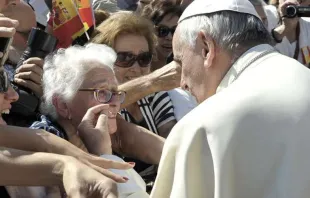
left=0, top=0, right=310, bottom=197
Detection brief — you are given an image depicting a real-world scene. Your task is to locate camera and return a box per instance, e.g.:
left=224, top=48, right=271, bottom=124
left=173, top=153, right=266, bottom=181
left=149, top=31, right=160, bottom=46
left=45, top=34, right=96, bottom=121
left=285, top=5, right=310, bottom=18
left=11, top=28, right=57, bottom=117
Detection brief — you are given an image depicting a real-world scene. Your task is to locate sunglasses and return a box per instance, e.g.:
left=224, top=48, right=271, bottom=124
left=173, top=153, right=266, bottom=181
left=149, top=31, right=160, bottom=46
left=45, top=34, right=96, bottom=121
left=115, top=52, right=152, bottom=68
left=156, top=25, right=177, bottom=38
left=0, top=70, right=9, bottom=93
left=79, top=88, right=126, bottom=104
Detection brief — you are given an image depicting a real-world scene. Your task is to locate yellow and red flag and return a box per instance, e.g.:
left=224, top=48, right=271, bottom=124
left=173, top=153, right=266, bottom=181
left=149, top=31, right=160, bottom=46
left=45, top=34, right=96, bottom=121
left=73, top=0, right=95, bottom=32
left=51, top=0, right=85, bottom=48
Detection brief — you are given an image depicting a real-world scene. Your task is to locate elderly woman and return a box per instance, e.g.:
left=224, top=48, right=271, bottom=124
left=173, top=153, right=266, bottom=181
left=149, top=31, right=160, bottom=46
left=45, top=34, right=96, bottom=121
left=91, top=12, right=176, bottom=183
left=30, top=44, right=151, bottom=198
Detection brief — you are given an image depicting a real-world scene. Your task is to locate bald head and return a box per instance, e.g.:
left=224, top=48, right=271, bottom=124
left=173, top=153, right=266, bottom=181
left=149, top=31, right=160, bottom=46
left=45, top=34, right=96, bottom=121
left=2, top=1, right=37, bottom=64
left=2, top=1, right=36, bottom=33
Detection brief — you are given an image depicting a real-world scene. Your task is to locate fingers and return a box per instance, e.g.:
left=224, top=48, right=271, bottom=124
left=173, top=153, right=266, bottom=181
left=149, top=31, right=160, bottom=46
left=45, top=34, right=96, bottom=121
left=16, top=58, right=44, bottom=75
left=96, top=113, right=109, bottom=129
left=88, top=155, right=134, bottom=170
left=81, top=104, right=110, bottom=125
left=22, top=57, right=45, bottom=68
left=13, top=78, right=43, bottom=97
left=0, top=16, right=19, bottom=38
left=87, top=163, right=128, bottom=183
left=15, top=71, right=42, bottom=84
left=280, top=0, right=300, bottom=16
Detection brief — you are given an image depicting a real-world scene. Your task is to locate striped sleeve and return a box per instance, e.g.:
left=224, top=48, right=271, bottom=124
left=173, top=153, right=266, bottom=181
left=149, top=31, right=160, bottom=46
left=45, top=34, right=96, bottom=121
left=148, top=91, right=176, bottom=128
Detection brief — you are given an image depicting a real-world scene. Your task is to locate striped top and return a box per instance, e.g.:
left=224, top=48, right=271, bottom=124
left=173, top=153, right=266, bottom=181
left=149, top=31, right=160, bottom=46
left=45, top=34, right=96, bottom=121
left=120, top=91, right=176, bottom=134
left=120, top=91, right=176, bottom=179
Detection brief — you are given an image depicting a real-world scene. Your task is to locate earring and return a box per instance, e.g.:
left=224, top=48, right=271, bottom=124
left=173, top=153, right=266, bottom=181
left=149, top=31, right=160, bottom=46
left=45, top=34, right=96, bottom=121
left=68, top=115, right=72, bottom=120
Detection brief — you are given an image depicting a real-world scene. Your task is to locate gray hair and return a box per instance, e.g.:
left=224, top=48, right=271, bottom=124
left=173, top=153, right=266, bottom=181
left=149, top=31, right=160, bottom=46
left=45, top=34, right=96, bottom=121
left=41, top=44, right=117, bottom=119
left=178, top=11, right=273, bottom=61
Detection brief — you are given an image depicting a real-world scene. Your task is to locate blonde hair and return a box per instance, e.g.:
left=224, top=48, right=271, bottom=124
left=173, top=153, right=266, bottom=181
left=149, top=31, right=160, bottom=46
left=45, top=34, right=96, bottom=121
left=91, top=12, right=157, bottom=55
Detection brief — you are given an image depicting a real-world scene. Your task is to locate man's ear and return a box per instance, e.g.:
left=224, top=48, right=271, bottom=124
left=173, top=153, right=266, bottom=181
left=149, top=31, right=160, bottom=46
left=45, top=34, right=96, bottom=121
left=52, top=95, right=71, bottom=119
left=198, top=31, right=215, bottom=69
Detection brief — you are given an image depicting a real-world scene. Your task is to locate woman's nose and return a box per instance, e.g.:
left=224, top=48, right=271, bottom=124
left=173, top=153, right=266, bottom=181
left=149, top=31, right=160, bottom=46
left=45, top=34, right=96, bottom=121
left=130, top=61, right=143, bottom=74
left=109, top=96, right=121, bottom=110
left=5, top=85, right=19, bottom=103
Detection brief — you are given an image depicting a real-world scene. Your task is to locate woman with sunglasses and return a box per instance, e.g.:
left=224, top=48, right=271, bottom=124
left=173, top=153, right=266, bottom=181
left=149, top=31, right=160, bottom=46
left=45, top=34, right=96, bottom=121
left=30, top=44, right=150, bottom=198
left=91, top=12, right=177, bottom=187
left=141, top=1, right=197, bottom=122
left=141, top=1, right=183, bottom=71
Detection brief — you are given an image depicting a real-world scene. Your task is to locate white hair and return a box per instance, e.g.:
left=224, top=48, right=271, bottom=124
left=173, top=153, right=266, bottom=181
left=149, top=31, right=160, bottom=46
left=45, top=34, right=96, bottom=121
left=177, top=11, right=273, bottom=60
left=41, top=44, right=117, bottom=119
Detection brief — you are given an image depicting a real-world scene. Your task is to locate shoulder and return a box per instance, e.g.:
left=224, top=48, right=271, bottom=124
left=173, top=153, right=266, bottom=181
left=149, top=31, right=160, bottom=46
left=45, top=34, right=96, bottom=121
left=145, top=91, right=172, bottom=103
left=30, top=115, right=67, bottom=139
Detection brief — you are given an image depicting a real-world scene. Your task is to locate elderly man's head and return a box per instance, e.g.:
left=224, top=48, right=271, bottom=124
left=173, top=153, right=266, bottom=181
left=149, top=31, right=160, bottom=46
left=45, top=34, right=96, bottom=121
left=173, top=0, right=272, bottom=103
left=41, top=44, right=124, bottom=133
left=2, top=1, right=36, bottom=64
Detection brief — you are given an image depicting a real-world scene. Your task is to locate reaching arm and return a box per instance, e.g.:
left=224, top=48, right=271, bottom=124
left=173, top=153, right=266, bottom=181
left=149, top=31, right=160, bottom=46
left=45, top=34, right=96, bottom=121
left=0, top=147, right=119, bottom=197
left=0, top=147, right=65, bottom=186
left=0, top=125, right=133, bottom=182
left=0, top=125, right=81, bottom=155
left=112, top=116, right=165, bottom=164
left=119, top=61, right=181, bottom=108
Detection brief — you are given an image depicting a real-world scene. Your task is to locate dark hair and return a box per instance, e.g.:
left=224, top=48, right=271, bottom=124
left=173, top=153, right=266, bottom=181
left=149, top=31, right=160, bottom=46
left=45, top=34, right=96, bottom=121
left=141, top=1, right=184, bottom=25
left=94, top=10, right=110, bottom=27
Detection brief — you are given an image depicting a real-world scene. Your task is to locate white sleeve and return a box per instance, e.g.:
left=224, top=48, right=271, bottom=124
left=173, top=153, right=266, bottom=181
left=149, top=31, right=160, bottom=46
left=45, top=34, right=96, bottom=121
left=168, top=88, right=197, bottom=121
left=100, top=155, right=149, bottom=198
left=275, top=37, right=294, bottom=58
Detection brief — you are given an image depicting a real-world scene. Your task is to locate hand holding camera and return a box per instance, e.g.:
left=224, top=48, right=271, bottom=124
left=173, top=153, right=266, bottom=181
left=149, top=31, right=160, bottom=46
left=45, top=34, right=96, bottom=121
left=14, top=57, right=44, bottom=98
left=279, top=0, right=300, bottom=27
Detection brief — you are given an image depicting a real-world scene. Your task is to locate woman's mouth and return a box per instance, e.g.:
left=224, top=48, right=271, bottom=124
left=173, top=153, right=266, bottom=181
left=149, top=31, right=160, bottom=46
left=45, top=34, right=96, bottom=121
left=0, top=109, right=10, bottom=125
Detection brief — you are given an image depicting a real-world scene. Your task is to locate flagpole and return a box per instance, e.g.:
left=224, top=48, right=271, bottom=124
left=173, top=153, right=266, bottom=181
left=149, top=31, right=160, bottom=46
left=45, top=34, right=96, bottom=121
left=72, top=0, right=90, bottom=41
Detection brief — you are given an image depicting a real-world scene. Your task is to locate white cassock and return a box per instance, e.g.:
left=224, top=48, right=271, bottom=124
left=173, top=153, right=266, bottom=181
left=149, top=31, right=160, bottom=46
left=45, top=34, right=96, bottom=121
left=150, top=44, right=310, bottom=198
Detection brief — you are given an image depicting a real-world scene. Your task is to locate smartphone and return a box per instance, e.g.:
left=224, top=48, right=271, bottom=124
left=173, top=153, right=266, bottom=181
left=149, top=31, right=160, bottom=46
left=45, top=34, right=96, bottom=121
left=0, top=37, right=13, bottom=67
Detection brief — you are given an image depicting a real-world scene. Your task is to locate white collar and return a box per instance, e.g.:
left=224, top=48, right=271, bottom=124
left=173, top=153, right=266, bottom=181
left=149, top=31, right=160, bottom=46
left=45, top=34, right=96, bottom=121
left=216, top=44, right=275, bottom=93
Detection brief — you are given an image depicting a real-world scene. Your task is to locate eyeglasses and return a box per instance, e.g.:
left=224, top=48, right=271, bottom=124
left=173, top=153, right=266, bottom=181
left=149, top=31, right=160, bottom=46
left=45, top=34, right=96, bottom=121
left=115, top=51, right=152, bottom=68
left=0, top=70, right=9, bottom=93
left=156, top=25, right=177, bottom=38
left=79, top=88, right=126, bottom=104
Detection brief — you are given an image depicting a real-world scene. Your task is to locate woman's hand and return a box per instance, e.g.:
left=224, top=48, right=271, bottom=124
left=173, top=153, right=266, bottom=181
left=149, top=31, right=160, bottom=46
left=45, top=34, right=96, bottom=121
left=0, top=14, right=18, bottom=59
left=14, top=57, right=44, bottom=98
left=63, top=157, right=119, bottom=198
left=279, top=0, right=300, bottom=27
left=78, top=104, right=112, bottom=156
